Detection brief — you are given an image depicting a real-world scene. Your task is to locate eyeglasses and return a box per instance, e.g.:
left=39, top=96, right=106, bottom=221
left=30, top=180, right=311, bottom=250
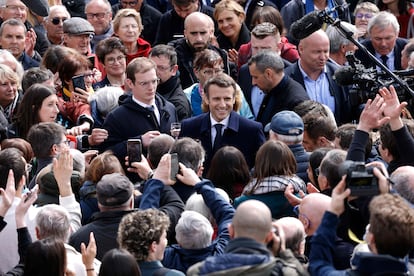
left=315, top=167, right=320, bottom=177
left=51, top=17, right=68, bottom=25
left=86, top=12, right=110, bottom=20
left=120, top=24, right=139, bottom=30
left=5, top=5, right=26, bottom=12
left=293, top=205, right=312, bottom=228
left=82, top=72, right=95, bottom=79
left=156, top=65, right=173, bottom=71
left=26, top=164, right=32, bottom=174
left=355, top=13, right=373, bottom=19
left=137, top=78, right=160, bottom=87
left=201, top=68, right=223, bottom=77
left=121, top=1, right=138, bottom=6
left=106, top=55, right=126, bottom=65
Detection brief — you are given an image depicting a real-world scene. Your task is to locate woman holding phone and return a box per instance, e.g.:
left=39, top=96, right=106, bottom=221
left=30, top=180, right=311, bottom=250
left=57, top=52, right=94, bottom=136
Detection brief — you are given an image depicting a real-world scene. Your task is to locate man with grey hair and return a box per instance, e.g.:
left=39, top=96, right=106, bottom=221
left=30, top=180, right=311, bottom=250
left=355, top=11, right=407, bottom=71
left=266, top=110, right=309, bottom=182
left=44, top=5, right=71, bottom=45
left=35, top=204, right=101, bottom=275
left=85, top=0, right=113, bottom=52
left=326, top=23, right=358, bottom=66
left=248, top=50, right=309, bottom=127
left=389, top=165, right=414, bottom=205
left=161, top=158, right=235, bottom=273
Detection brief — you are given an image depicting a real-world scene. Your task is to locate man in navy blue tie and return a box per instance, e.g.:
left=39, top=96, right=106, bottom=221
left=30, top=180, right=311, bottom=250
left=180, top=73, right=265, bottom=175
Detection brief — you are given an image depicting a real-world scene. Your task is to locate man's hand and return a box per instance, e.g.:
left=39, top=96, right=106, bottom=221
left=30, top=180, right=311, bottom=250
left=367, top=161, right=389, bottom=194
left=53, top=150, right=74, bottom=197
left=357, top=95, right=390, bottom=132
left=176, top=163, right=200, bottom=186
left=328, top=175, right=351, bottom=216
left=269, top=222, right=286, bottom=256
left=128, top=155, right=152, bottom=180
left=379, top=85, right=407, bottom=130
left=0, top=170, right=16, bottom=217
left=153, top=154, right=175, bottom=185
left=141, top=131, right=161, bottom=147
left=81, top=232, right=97, bottom=273
left=284, top=183, right=305, bottom=206
left=25, top=28, right=36, bottom=58
left=88, top=128, right=108, bottom=146
left=15, top=185, right=38, bottom=228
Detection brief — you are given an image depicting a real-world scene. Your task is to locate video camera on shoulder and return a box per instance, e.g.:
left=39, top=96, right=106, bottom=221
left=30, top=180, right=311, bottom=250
left=339, top=161, right=379, bottom=196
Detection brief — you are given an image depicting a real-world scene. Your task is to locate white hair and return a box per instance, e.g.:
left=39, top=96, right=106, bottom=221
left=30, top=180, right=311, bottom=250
left=175, top=211, right=214, bottom=249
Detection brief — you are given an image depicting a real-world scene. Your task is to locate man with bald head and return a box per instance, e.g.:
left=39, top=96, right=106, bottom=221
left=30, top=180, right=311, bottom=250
left=169, top=12, right=234, bottom=89
left=188, top=200, right=308, bottom=275
left=298, top=192, right=353, bottom=269
left=285, top=29, right=351, bottom=125
left=187, top=199, right=277, bottom=275
left=390, top=165, right=414, bottom=205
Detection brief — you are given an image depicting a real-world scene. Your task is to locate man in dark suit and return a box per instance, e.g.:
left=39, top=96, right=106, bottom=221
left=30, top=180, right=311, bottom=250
left=238, top=23, right=294, bottom=120
left=285, top=29, right=352, bottom=125
left=354, top=11, right=407, bottom=71
left=180, top=73, right=265, bottom=175
left=247, top=51, right=309, bottom=128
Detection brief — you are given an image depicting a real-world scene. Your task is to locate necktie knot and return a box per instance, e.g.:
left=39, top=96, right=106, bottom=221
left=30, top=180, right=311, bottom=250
left=146, top=105, right=154, bottom=112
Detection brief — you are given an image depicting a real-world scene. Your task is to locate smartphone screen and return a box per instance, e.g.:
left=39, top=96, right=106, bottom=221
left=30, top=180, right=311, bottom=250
left=127, top=139, right=142, bottom=166
left=170, top=153, right=179, bottom=181
left=72, top=75, right=86, bottom=91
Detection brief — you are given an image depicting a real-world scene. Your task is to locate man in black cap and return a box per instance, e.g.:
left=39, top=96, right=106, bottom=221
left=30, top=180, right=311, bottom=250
left=69, top=173, right=135, bottom=260
left=63, top=17, right=95, bottom=56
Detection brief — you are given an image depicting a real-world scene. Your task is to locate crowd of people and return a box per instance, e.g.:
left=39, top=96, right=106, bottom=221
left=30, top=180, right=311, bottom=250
left=1, top=0, right=414, bottom=275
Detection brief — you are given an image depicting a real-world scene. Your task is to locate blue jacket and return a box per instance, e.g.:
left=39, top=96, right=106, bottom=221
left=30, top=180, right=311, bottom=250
left=289, top=144, right=310, bottom=183
left=180, top=111, right=265, bottom=174
left=162, top=179, right=235, bottom=273
left=187, top=237, right=275, bottom=275
left=101, top=94, right=177, bottom=161
left=309, top=211, right=409, bottom=275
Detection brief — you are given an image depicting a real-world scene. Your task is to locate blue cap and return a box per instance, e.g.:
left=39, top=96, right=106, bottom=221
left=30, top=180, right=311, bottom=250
left=264, top=110, right=304, bottom=136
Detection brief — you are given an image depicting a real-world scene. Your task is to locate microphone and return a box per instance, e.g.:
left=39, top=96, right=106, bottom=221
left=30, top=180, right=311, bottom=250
left=290, top=11, right=323, bottom=41
left=291, top=4, right=350, bottom=40
left=333, top=66, right=356, bottom=86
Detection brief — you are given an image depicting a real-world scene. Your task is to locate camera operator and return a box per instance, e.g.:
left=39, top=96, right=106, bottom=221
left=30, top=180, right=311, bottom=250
left=309, top=172, right=414, bottom=275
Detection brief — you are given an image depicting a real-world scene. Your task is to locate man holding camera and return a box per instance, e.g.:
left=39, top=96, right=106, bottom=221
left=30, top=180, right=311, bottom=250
left=309, top=174, right=414, bottom=275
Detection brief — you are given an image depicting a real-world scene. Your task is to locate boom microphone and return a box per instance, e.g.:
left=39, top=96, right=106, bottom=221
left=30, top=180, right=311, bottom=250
left=290, top=11, right=323, bottom=40
left=333, top=66, right=356, bottom=86
left=291, top=4, right=350, bottom=40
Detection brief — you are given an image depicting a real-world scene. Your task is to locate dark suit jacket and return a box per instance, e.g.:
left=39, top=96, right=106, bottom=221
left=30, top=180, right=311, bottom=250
left=285, top=61, right=352, bottom=124
left=180, top=111, right=265, bottom=174
left=354, top=38, right=408, bottom=71
left=238, top=61, right=293, bottom=116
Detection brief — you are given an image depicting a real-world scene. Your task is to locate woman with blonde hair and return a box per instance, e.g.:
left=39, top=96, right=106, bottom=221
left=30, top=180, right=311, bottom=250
left=113, top=9, right=151, bottom=65
left=214, top=0, right=250, bottom=62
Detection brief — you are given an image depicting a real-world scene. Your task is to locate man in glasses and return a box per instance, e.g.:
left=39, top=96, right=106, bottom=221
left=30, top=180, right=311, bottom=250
left=44, top=5, right=71, bottom=46
left=85, top=0, right=113, bottom=52
left=63, top=17, right=95, bottom=56
left=101, top=57, right=177, bottom=180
